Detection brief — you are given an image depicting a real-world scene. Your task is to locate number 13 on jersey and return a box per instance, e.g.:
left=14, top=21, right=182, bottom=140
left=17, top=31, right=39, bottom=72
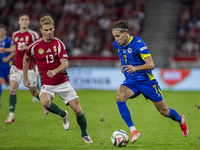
left=46, top=54, right=54, bottom=63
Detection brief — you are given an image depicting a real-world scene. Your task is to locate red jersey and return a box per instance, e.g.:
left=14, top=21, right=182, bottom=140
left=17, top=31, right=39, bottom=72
left=26, top=37, right=69, bottom=86
left=12, top=29, right=39, bottom=69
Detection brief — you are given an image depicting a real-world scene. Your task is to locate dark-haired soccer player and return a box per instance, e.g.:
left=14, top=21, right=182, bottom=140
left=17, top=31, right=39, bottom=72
left=0, top=14, right=41, bottom=123
left=112, top=20, right=189, bottom=143
left=0, top=24, right=15, bottom=107
left=23, top=16, right=93, bottom=143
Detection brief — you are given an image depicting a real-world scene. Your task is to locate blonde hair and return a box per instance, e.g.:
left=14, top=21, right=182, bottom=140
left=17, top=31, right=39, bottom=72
left=39, top=16, right=54, bottom=28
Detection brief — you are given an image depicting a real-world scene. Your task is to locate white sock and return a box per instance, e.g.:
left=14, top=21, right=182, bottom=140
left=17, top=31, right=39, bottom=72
left=129, top=126, right=137, bottom=132
left=180, top=117, right=184, bottom=125
left=9, top=112, right=14, bottom=117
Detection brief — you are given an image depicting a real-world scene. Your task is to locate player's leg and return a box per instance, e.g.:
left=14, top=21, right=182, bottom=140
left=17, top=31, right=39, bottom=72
left=32, top=65, right=40, bottom=102
left=0, top=67, right=5, bottom=106
left=29, top=86, right=40, bottom=99
left=0, top=66, right=11, bottom=107
left=145, top=81, right=189, bottom=137
left=5, top=80, right=19, bottom=123
left=58, top=81, right=92, bottom=143
left=40, top=91, right=69, bottom=129
left=28, top=69, right=48, bottom=114
left=0, top=77, right=3, bottom=107
left=145, top=82, right=188, bottom=136
left=29, top=86, right=49, bottom=115
left=116, top=85, right=141, bottom=143
left=68, top=98, right=93, bottom=143
left=28, top=69, right=40, bottom=99
left=152, top=99, right=189, bottom=137
left=30, top=86, right=49, bottom=115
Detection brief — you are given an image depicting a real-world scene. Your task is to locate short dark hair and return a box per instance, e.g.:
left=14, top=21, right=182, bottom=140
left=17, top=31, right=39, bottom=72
left=112, top=20, right=129, bottom=32
left=0, top=24, right=6, bottom=29
left=19, top=13, right=30, bottom=20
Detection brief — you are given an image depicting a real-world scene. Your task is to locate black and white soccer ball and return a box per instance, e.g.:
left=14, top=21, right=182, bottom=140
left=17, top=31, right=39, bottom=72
left=111, top=130, right=129, bottom=147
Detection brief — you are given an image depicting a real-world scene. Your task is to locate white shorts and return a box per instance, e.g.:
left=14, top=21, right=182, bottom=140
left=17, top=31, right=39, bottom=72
left=10, top=65, right=37, bottom=87
left=40, top=81, right=79, bottom=105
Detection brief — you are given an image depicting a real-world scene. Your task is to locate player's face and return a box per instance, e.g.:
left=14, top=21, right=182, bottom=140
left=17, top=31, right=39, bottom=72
left=18, top=15, right=30, bottom=28
left=40, top=24, right=54, bottom=42
left=112, top=30, right=128, bottom=46
left=0, top=28, right=6, bottom=38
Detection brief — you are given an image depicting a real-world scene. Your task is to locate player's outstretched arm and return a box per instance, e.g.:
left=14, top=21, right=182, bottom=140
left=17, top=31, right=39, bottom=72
left=23, top=54, right=31, bottom=87
left=2, top=52, right=16, bottom=63
left=0, top=45, right=16, bottom=53
left=47, top=58, right=68, bottom=78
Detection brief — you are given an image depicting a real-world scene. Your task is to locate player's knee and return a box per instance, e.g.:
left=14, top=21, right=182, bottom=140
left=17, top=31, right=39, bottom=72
left=74, top=106, right=82, bottom=116
left=159, top=109, right=170, bottom=117
left=10, top=89, right=17, bottom=95
left=40, top=100, right=50, bottom=108
left=116, top=92, right=126, bottom=102
left=30, top=90, right=39, bottom=97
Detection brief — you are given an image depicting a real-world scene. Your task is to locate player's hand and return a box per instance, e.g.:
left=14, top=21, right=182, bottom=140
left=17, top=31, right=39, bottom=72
left=20, top=45, right=28, bottom=50
left=47, top=70, right=56, bottom=78
left=23, top=78, right=30, bottom=88
left=0, top=47, right=5, bottom=53
left=123, top=65, right=136, bottom=73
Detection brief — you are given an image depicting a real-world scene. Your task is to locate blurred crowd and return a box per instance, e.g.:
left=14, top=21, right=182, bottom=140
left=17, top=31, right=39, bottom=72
left=0, top=0, right=147, bottom=57
left=172, top=0, right=200, bottom=61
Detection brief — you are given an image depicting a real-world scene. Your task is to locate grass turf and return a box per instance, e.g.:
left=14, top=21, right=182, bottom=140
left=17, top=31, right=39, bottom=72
left=0, top=90, right=199, bottom=150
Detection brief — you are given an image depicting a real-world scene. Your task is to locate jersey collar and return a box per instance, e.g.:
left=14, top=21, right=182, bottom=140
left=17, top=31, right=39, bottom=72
left=123, top=36, right=133, bottom=47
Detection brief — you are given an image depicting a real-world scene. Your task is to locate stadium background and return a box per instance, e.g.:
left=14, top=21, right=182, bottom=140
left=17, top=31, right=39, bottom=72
left=0, top=0, right=200, bottom=91
left=0, top=1, right=200, bottom=149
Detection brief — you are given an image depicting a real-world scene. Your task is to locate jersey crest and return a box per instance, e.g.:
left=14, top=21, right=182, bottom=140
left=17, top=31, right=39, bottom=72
left=127, top=48, right=132, bottom=53
left=14, top=36, right=19, bottom=42
left=25, top=36, right=29, bottom=42
left=53, top=46, right=57, bottom=52
left=38, top=48, right=44, bottom=54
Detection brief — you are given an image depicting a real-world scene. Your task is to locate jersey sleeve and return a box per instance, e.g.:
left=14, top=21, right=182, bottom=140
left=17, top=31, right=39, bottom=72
left=134, top=38, right=151, bottom=60
left=57, top=40, right=69, bottom=59
left=29, top=30, right=40, bottom=42
left=33, top=32, right=40, bottom=41
left=25, top=44, right=34, bottom=59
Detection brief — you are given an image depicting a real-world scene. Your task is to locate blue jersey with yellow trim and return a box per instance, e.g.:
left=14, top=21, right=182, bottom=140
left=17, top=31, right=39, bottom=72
left=113, top=36, right=155, bottom=82
left=0, top=37, right=14, bottom=68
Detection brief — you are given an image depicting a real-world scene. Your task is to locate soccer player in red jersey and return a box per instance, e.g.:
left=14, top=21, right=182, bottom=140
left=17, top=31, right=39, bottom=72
left=23, top=16, right=93, bottom=143
left=0, top=14, right=41, bottom=123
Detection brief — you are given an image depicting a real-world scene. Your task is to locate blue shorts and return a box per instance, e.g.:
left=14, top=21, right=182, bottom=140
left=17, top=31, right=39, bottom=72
left=121, top=79, right=163, bottom=102
left=0, top=66, right=10, bottom=83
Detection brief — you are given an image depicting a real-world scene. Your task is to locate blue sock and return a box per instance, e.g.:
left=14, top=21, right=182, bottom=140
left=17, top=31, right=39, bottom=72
left=117, top=101, right=134, bottom=127
left=168, top=108, right=182, bottom=123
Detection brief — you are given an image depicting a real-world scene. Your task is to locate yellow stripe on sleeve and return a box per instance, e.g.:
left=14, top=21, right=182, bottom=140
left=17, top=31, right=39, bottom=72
left=140, top=53, right=151, bottom=60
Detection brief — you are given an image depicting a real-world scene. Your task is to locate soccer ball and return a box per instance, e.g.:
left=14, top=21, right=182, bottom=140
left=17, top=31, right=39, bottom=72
left=111, top=130, right=129, bottom=147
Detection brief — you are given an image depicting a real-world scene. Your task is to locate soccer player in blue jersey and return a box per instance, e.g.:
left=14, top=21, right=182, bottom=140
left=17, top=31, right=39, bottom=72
left=112, top=20, right=189, bottom=143
left=0, top=24, right=15, bottom=107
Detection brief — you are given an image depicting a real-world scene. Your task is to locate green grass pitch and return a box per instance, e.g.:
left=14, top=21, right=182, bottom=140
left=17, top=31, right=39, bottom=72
left=0, top=90, right=199, bottom=150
